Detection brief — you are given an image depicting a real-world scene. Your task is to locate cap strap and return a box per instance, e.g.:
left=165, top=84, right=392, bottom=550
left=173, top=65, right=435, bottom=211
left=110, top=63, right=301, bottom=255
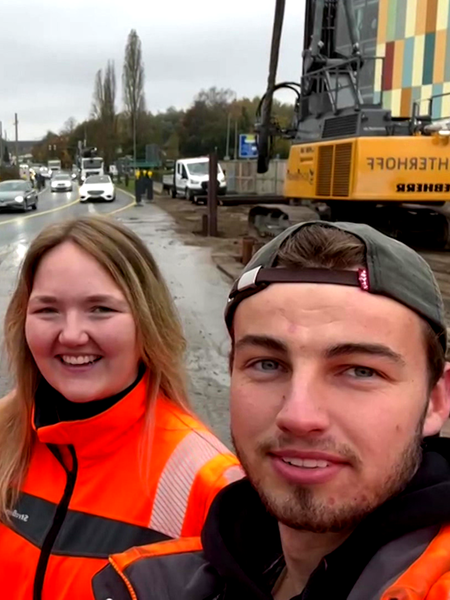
left=234, top=267, right=369, bottom=295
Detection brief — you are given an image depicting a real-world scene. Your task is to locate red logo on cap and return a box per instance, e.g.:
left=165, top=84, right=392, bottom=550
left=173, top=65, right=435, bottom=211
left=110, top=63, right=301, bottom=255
left=358, top=268, right=369, bottom=291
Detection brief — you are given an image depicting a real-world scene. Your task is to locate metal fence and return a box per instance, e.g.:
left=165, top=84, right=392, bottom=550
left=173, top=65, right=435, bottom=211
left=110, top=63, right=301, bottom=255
left=220, top=159, right=287, bottom=195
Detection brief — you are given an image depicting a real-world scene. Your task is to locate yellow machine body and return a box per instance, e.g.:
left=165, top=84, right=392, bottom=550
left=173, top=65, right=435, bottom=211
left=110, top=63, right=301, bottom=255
left=285, top=136, right=450, bottom=203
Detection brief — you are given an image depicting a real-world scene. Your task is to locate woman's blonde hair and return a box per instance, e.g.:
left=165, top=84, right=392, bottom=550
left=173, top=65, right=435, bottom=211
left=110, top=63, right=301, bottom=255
left=0, top=215, right=189, bottom=521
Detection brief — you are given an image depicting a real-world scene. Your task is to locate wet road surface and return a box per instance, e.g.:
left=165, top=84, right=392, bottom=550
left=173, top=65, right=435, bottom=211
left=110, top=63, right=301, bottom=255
left=0, top=184, right=233, bottom=444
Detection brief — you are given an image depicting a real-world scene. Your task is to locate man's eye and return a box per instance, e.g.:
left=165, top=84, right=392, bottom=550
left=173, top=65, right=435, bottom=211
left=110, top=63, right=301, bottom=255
left=347, top=366, right=377, bottom=379
left=252, top=360, right=281, bottom=372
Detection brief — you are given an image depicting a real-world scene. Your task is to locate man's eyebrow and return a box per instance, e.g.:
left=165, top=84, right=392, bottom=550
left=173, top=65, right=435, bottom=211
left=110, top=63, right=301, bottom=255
left=235, top=335, right=288, bottom=353
left=325, top=343, right=406, bottom=366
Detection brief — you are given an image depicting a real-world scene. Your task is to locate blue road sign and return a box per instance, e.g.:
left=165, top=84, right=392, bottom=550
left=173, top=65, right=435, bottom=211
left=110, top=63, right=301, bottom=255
left=239, top=134, right=258, bottom=159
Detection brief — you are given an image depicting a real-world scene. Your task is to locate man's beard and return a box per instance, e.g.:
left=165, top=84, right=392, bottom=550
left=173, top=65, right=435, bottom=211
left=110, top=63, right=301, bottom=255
left=232, top=416, right=424, bottom=534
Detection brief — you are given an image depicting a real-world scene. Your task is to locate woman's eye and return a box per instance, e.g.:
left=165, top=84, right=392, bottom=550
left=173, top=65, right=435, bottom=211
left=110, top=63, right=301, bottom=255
left=91, top=306, right=115, bottom=313
left=35, top=307, right=57, bottom=314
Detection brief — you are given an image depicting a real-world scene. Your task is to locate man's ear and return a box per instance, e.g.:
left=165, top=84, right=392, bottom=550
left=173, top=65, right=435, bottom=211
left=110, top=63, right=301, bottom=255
left=422, top=363, right=450, bottom=437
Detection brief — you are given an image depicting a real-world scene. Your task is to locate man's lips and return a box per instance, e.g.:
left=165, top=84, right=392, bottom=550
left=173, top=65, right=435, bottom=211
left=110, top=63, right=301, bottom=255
left=270, top=450, right=348, bottom=465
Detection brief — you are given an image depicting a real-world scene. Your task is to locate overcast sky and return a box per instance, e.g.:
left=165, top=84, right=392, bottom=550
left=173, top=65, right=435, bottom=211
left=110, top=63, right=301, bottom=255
left=0, top=0, right=305, bottom=140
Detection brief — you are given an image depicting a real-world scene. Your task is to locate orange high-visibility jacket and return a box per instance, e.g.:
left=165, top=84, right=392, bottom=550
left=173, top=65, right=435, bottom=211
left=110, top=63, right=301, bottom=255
left=0, top=375, right=242, bottom=600
left=93, top=526, right=450, bottom=600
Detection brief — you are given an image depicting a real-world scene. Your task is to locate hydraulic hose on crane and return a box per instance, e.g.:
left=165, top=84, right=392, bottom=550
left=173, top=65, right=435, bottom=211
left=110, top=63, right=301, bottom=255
left=257, top=0, right=286, bottom=174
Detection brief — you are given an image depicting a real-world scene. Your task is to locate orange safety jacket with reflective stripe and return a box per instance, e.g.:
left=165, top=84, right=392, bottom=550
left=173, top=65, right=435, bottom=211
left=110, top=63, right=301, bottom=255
left=93, top=526, right=450, bottom=600
left=0, top=375, right=243, bottom=600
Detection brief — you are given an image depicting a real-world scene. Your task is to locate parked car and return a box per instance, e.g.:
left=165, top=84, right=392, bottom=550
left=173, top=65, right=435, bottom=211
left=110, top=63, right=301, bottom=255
left=0, top=179, right=38, bottom=212
left=79, top=175, right=115, bottom=202
left=51, top=173, right=73, bottom=192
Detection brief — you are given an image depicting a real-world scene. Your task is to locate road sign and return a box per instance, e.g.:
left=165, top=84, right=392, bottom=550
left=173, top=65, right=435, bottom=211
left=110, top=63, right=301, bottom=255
left=239, top=134, right=258, bottom=159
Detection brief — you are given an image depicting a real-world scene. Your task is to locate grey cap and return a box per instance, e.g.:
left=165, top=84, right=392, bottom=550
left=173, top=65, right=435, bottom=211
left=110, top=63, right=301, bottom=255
left=225, top=221, right=447, bottom=352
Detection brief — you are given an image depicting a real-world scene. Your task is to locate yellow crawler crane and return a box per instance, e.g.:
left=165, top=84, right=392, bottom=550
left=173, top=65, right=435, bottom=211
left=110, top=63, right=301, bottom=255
left=256, top=0, right=450, bottom=248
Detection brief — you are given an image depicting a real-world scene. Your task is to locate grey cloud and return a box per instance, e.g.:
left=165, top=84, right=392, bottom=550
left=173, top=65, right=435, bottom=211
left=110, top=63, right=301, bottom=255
left=0, top=0, right=305, bottom=139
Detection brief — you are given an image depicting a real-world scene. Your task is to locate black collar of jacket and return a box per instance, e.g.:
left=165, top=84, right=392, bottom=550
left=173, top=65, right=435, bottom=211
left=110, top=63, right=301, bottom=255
left=34, top=363, right=146, bottom=428
left=201, top=437, right=450, bottom=600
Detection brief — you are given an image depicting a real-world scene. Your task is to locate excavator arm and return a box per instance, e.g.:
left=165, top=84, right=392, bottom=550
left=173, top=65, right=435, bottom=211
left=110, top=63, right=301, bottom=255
left=257, top=0, right=362, bottom=173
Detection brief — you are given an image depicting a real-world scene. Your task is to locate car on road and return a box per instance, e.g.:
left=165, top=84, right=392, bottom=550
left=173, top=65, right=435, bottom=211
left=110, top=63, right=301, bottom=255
left=79, top=175, right=115, bottom=203
left=0, top=179, right=38, bottom=212
left=51, top=173, right=73, bottom=192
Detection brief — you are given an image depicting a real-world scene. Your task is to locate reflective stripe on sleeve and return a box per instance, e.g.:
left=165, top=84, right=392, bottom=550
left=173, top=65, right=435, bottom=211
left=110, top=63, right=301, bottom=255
left=149, top=431, right=233, bottom=538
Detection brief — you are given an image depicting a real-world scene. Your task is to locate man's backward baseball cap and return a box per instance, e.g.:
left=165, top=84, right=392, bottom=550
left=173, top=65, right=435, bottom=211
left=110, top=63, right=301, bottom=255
left=225, top=221, right=447, bottom=353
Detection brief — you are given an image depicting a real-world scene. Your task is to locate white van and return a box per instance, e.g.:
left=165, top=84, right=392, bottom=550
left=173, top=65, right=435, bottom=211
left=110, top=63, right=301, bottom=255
left=165, top=157, right=227, bottom=200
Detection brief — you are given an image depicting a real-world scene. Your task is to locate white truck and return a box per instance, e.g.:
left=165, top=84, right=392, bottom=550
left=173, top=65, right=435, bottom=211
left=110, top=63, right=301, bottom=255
left=48, top=159, right=62, bottom=173
left=80, top=156, right=104, bottom=182
left=163, top=157, right=227, bottom=200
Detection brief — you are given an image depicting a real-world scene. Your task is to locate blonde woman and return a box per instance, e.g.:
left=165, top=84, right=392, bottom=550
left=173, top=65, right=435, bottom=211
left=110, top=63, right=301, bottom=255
left=0, top=216, right=242, bottom=599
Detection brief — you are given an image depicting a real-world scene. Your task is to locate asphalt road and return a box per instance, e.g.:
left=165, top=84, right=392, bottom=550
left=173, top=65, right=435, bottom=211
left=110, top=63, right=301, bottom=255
left=0, top=183, right=233, bottom=445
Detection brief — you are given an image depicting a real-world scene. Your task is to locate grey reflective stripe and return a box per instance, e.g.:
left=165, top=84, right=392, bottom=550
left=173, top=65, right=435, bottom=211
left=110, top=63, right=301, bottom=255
left=10, top=492, right=170, bottom=558
left=92, top=563, right=132, bottom=600
left=93, top=550, right=212, bottom=600
left=347, top=525, right=440, bottom=600
left=149, top=431, right=234, bottom=538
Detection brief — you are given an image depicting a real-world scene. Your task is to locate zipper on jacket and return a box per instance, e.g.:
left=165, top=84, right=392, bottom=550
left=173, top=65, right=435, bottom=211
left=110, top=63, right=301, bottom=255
left=33, top=444, right=78, bottom=600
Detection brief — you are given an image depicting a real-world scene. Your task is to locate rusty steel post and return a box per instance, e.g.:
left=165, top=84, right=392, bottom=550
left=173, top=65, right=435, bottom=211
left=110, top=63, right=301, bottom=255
left=207, top=151, right=218, bottom=236
left=241, top=237, right=255, bottom=265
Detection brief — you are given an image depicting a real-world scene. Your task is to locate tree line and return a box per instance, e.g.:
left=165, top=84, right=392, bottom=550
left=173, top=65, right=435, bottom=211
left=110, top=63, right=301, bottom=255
left=31, top=30, right=294, bottom=168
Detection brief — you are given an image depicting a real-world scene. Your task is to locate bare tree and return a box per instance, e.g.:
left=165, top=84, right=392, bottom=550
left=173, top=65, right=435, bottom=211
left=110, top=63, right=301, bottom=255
left=90, top=62, right=117, bottom=168
left=60, top=117, right=77, bottom=135
left=91, top=69, right=104, bottom=121
left=122, top=29, right=145, bottom=166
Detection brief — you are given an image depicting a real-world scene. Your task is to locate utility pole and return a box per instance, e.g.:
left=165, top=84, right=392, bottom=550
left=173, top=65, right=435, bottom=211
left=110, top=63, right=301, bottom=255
left=234, top=120, right=239, bottom=160
left=14, top=113, right=19, bottom=167
left=225, top=113, right=231, bottom=160
left=0, top=121, right=3, bottom=167
left=207, top=151, right=218, bottom=236
left=133, top=114, right=137, bottom=173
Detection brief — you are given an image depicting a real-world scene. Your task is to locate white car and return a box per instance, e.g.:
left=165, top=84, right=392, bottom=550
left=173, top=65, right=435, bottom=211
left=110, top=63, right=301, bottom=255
left=51, top=173, right=73, bottom=192
left=79, top=175, right=115, bottom=203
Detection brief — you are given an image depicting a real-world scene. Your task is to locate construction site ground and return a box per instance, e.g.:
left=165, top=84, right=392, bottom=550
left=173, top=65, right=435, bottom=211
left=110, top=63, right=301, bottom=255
left=152, top=190, right=450, bottom=319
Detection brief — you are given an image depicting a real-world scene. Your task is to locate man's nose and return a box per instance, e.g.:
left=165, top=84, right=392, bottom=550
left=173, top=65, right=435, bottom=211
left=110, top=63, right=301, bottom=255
left=275, top=369, right=331, bottom=436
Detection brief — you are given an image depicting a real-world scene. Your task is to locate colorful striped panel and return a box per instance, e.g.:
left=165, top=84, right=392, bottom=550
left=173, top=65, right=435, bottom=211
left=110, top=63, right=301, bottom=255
left=412, top=35, right=426, bottom=87
left=423, top=32, right=436, bottom=85
left=442, top=82, right=450, bottom=117
left=377, top=0, right=388, bottom=44
left=416, top=0, right=429, bottom=36
left=434, top=29, right=447, bottom=82
left=402, top=37, right=415, bottom=88
left=387, top=0, right=398, bottom=41
left=405, top=0, right=419, bottom=37
left=426, top=0, right=439, bottom=33
left=432, top=83, right=444, bottom=117
left=393, top=39, right=405, bottom=89
left=436, top=0, right=450, bottom=31
left=395, top=0, right=407, bottom=40
left=383, top=41, right=395, bottom=89
left=400, top=87, right=413, bottom=116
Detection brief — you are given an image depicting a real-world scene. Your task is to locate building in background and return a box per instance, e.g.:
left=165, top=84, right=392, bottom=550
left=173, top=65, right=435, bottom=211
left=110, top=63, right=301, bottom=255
left=336, top=0, right=450, bottom=119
